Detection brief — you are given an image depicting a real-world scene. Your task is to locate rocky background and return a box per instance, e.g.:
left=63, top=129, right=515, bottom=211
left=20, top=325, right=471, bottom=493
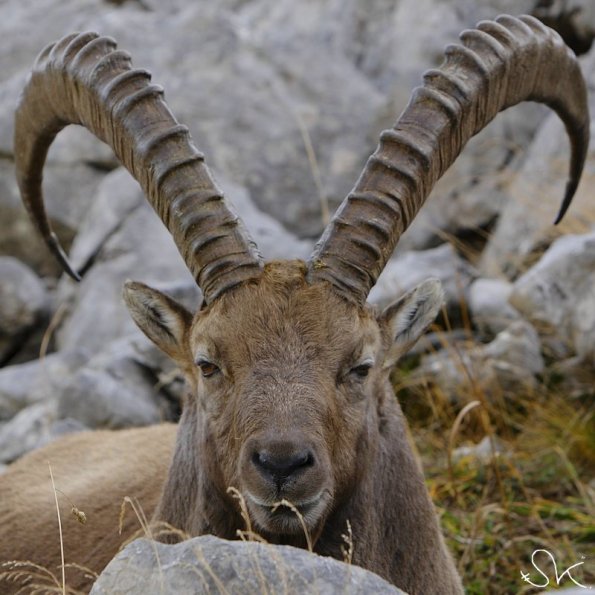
left=0, top=0, right=594, bottom=589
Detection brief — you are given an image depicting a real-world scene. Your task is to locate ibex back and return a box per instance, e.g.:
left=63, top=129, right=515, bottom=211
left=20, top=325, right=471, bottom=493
left=0, top=14, right=589, bottom=594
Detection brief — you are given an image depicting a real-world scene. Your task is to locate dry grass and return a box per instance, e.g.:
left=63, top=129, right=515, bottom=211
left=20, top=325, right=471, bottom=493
left=396, top=329, right=595, bottom=594
left=292, top=110, right=330, bottom=227
left=47, top=463, right=65, bottom=595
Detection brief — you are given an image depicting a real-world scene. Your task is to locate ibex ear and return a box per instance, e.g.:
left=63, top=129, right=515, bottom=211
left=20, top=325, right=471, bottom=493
left=379, top=279, right=444, bottom=369
left=123, top=280, right=193, bottom=361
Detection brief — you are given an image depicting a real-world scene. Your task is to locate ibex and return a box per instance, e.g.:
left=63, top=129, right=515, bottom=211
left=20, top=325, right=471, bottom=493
left=0, top=15, right=588, bottom=595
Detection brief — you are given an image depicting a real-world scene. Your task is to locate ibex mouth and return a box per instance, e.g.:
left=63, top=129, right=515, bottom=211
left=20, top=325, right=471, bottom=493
left=245, top=490, right=329, bottom=534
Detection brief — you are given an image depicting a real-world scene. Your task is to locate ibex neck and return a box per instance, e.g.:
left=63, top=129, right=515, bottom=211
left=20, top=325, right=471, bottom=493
left=322, top=391, right=462, bottom=594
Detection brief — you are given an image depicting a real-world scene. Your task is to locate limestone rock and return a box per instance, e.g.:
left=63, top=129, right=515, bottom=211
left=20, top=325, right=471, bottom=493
left=452, top=435, right=508, bottom=464
left=215, top=173, right=314, bottom=261
left=468, top=278, right=522, bottom=337
left=414, top=321, right=544, bottom=402
left=90, top=535, right=405, bottom=595
left=398, top=104, right=547, bottom=252
left=56, top=200, right=198, bottom=355
left=0, top=404, right=86, bottom=463
left=0, top=257, right=48, bottom=362
left=0, top=350, right=89, bottom=421
left=0, top=402, right=55, bottom=463
left=510, top=232, right=595, bottom=361
left=57, top=333, right=180, bottom=429
left=369, top=244, right=476, bottom=324
left=1, top=0, right=547, bottom=245
left=550, top=356, right=595, bottom=399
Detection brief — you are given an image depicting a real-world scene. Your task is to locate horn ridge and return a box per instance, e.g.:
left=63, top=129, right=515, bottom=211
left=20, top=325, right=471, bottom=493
left=15, top=32, right=263, bottom=303
left=307, top=15, right=589, bottom=305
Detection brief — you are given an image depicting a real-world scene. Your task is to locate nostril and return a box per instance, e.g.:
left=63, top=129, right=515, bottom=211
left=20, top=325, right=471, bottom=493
left=252, top=448, right=315, bottom=482
left=298, top=451, right=315, bottom=468
left=251, top=451, right=261, bottom=469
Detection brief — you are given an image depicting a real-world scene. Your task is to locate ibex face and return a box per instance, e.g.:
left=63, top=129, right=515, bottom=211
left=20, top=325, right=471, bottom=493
left=124, top=260, right=443, bottom=536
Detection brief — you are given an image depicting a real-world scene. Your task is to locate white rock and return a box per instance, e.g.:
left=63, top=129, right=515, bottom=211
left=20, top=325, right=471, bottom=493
left=468, top=278, right=522, bottom=336
left=483, top=321, right=545, bottom=376
left=452, top=435, right=508, bottom=464
left=0, top=350, right=89, bottom=421
left=369, top=243, right=476, bottom=312
left=510, top=232, right=595, bottom=361
left=550, top=356, right=595, bottom=399
left=57, top=333, right=180, bottom=429
left=414, top=320, right=543, bottom=402
left=214, top=172, right=313, bottom=261
left=56, top=201, right=197, bottom=355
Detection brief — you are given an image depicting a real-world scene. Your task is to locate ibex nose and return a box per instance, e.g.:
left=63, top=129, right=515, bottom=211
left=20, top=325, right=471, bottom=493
left=251, top=445, right=314, bottom=488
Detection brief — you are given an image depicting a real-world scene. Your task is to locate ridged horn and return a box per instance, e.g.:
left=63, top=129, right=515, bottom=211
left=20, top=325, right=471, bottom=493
left=307, top=15, right=589, bottom=305
left=14, top=32, right=263, bottom=304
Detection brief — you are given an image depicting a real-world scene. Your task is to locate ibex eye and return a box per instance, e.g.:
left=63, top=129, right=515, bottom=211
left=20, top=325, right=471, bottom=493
left=196, top=359, right=220, bottom=378
left=350, top=363, right=372, bottom=378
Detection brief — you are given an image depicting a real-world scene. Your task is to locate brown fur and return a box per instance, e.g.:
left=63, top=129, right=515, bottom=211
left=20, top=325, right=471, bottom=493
left=0, top=424, right=175, bottom=592
left=0, top=262, right=462, bottom=594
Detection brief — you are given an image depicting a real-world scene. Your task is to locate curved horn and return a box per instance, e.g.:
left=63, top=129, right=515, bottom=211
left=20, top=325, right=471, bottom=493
left=14, top=32, right=263, bottom=304
left=307, top=15, right=589, bottom=305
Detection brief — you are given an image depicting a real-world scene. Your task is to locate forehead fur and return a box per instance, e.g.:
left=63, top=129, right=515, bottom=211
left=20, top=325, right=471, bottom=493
left=190, top=260, right=378, bottom=366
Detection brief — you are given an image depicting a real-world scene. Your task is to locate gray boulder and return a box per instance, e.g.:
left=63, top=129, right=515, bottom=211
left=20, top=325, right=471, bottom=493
left=0, top=350, right=89, bottom=421
left=414, top=320, right=544, bottom=402
left=65, top=167, right=146, bottom=275
left=1, top=0, right=547, bottom=246
left=468, top=277, right=522, bottom=337
left=90, top=535, right=405, bottom=595
left=510, top=232, right=595, bottom=361
left=399, top=103, right=547, bottom=252
left=14, top=0, right=383, bottom=238
left=0, top=402, right=56, bottom=463
left=56, top=199, right=198, bottom=355
left=369, top=244, right=476, bottom=320
left=0, top=257, right=48, bottom=362
left=52, top=166, right=199, bottom=355
left=57, top=333, right=181, bottom=429
left=0, top=403, right=86, bottom=464
left=227, top=0, right=540, bottom=238
left=0, top=103, right=108, bottom=276
left=215, top=173, right=314, bottom=261
left=550, top=356, right=595, bottom=399
left=482, top=321, right=545, bottom=376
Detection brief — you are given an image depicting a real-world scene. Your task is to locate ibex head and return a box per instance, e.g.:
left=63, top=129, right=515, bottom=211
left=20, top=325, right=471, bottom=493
left=14, top=14, right=588, bottom=560
left=123, top=263, right=442, bottom=535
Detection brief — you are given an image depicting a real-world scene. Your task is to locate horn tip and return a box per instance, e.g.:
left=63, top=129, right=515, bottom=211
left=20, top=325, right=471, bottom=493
left=553, top=181, right=578, bottom=226
left=49, top=232, right=81, bottom=282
